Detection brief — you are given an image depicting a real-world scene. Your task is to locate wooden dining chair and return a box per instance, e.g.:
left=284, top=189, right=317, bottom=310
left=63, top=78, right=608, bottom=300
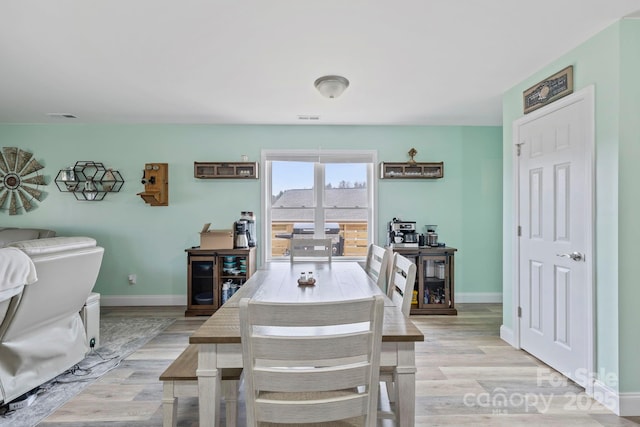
left=387, top=252, right=417, bottom=317
left=289, top=237, right=332, bottom=262
left=363, top=244, right=393, bottom=294
left=239, top=295, right=385, bottom=427
left=380, top=252, right=416, bottom=421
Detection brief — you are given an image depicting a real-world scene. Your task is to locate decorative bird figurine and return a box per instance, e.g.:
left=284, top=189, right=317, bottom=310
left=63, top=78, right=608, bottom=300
left=408, top=148, right=418, bottom=164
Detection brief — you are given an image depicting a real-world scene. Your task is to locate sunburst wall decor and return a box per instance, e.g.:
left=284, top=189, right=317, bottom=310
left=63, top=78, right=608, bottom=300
left=0, top=147, right=47, bottom=215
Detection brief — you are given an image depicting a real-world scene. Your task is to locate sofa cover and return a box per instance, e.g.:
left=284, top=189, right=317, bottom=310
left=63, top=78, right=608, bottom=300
left=0, top=227, right=56, bottom=248
left=0, top=248, right=37, bottom=352
left=0, top=236, right=103, bottom=404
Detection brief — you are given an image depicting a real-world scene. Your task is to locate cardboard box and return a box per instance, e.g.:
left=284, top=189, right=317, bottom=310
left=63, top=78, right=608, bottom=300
left=200, top=223, right=234, bottom=249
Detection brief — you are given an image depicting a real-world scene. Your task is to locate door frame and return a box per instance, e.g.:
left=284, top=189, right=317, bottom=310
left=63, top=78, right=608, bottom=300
left=511, top=85, right=596, bottom=394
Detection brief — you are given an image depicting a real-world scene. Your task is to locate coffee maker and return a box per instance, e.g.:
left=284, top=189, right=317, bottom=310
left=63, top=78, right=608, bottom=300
left=240, top=211, right=256, bottom=247
left=387, top=218, right=419, bottom=248
left=234, top=220, right=249, bottom=248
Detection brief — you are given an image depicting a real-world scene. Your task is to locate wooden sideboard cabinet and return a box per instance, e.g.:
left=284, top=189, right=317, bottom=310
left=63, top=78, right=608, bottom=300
left=184, top=247, right=256, bottom=316
left=389, top=246, right=457, bottom=315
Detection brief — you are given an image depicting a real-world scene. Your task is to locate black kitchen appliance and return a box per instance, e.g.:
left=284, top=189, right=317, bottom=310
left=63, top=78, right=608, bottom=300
left=234, top=220, right=249, bottom=248
left=240, top=211, right=256, bottom=247
left=275, top=222, right=344, bottom=256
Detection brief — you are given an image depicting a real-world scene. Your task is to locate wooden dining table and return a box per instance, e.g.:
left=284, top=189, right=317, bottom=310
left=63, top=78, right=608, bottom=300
left=189, top=261, right=425, bottom=427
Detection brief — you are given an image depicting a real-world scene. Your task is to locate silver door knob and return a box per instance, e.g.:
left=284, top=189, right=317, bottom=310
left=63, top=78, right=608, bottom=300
left=556, top=252, right=584, bottom=261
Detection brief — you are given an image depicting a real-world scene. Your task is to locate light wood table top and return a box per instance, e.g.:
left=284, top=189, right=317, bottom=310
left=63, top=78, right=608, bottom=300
left=190, top=261, right=424, bottom=344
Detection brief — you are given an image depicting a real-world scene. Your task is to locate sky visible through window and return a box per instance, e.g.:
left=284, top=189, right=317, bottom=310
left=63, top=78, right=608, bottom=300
left=272, top=161, right=367, bottom=196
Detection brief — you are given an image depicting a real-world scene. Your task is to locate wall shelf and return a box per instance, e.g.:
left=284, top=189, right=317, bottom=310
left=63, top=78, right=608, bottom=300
left=55, top=161, right=124, bottom=201
left=380, top=162, right=444, bottom=179
left=194, top=162, right=258, bottom=179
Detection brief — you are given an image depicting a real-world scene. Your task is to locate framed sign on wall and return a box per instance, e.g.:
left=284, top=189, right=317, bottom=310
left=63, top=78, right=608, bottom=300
left=523, top=65, right=574, bottom=114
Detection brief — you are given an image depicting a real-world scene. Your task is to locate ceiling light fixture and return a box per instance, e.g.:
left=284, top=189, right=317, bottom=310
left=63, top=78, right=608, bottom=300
left=314, top=75, right=349, bottom=99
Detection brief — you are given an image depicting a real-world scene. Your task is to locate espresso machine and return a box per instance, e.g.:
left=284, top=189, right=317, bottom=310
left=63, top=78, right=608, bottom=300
left=387, top=218, right=419, bottom=248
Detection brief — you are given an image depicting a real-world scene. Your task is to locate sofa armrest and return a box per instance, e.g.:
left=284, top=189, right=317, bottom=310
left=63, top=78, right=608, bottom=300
left=0, top=228, right=56, bottom=248
left=9, top=236, right=96, bottom=255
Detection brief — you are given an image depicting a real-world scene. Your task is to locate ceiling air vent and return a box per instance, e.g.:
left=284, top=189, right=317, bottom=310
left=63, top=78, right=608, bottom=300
left=46, top=113, right=77, bottom=119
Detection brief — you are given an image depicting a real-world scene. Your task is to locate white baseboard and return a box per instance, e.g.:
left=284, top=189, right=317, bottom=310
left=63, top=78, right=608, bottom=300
left=593, top=380, right=619, bottom=415
left=620, top=392, right=640, bottom=416
left=591, top=380, right=640, bottom=416
left=455, top=292, right=502, bottom=303
left=500, top=325, right=515, bottom=347
left=100, top=295, right=187, bottom=306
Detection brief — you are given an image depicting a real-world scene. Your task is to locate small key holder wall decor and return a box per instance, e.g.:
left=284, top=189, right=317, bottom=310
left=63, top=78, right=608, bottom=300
left=0, top=147, right=48, bottom=215
left=55, top=161, right=124, bottom=201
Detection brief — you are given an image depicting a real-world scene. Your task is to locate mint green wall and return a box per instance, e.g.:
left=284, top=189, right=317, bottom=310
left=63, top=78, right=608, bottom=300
left=0, top=124, right=502, bottom=299
left=618, top=19, right=640, bottom=394
left=503, top=19, right=640, bottom=394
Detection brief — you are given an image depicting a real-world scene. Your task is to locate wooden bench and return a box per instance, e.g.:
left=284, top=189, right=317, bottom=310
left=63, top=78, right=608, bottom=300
left=160, top=344, right=242, bottom=427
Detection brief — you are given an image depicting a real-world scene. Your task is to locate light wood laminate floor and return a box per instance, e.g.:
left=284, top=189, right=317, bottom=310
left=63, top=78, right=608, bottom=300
left=37, top=304, right=639, bottom=426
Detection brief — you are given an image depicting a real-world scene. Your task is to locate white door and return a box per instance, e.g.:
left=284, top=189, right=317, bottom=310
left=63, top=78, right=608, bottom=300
left=515, top=87, right=594, bottom=388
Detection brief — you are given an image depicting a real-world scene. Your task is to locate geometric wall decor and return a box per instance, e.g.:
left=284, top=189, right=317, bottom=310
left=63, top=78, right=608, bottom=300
left=0, top=147, right=47, bottom=215
left=54, top=161, right=124, bottom=201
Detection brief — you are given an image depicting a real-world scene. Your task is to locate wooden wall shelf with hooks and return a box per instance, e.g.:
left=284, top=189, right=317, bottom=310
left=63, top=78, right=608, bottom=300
left=194, top=162, right=258, bottom=179
left=379, top=162, right=444, bottom=179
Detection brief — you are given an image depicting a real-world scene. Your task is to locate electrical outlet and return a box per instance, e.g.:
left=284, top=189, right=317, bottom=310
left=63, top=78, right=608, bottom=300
left=128, top=274, right=137, bottom=285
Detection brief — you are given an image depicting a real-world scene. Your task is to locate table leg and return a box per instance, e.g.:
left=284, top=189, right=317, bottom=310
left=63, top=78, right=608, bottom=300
left=197, top=343, right=221, bottom=427
left=395, top=342, right=417, bottom=427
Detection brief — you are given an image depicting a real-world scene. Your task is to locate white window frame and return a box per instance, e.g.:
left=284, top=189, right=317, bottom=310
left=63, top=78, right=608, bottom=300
left=261, top=149, right=377, bottom=263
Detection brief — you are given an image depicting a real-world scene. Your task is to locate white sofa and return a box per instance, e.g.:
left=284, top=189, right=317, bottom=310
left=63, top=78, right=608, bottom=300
left=0, top=227, right=56, bottom=248
left=0, top=236, right=104, bottom=405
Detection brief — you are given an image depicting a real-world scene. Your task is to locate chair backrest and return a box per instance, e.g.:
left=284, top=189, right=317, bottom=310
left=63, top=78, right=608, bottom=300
left=240, top=295, right=384, bottom=427
left=364, top=244, right=393, bottom=293
left=289, top=238, right=332, bottom=262
left=388, top=253, right=417, bottom=317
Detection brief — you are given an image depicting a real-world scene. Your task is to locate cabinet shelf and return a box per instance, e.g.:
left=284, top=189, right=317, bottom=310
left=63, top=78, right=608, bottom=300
left=194, top=162, right=259, bottom=179
left=389, top=246, right=457, bottom=315
left=380, top=162, right=443, bottom=179
left=185, top=247, right=256, bottom=316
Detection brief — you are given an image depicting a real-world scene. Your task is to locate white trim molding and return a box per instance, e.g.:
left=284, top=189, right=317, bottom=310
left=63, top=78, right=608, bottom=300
left=500, top=325, right=515, bottom=347
left=100, top=295, right=187, bottom=307
left=593, top=380, right=619, bottom=414
left=619, top=392, right=640, bottom=417
left=592, top=380, right=640, bottom=416
left=455, top=292, right=502, bottom=303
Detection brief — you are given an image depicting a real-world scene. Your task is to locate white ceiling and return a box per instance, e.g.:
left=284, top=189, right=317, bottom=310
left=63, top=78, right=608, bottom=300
left=1, top=1, right=639, bottom=126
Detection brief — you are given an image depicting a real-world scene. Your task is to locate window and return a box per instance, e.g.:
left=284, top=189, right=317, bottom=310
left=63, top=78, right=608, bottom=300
left=262, top=150, right=376, bottom=262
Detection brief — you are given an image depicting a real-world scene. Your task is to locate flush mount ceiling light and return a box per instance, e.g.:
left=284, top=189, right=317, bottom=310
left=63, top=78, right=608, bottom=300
left=314, top=75, right=349, bottom=99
